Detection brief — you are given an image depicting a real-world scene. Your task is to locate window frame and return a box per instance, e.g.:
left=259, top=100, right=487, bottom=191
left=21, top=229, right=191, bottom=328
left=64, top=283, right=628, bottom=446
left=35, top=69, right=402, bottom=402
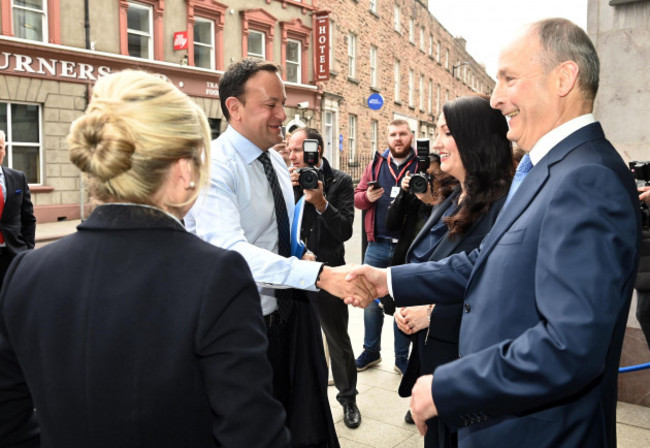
left=370, top=119, right=378, bottom=154
left=394, top=60, right=400, bottom=102
left=347, top=32, right=357, bottom=79
left=408, top=69, right=414, bottom=108
left=2, top=0, right=60, bottom=44
left=126, top=1, right=153, bottom=60
left=370, top=45, right=378, bottom=88
left=280, top=18, right=311, bottom=84
left=186, top=0, right=226, bottom=70
left=0, top=100, right=43, bottom=185
left=348, top=114, right=357, bottom=162
left=285, top=38, right=301, bottom=83
left=247, top=29, right=265, bottom=59
left=393, top=4, right=400, bottom=32
left=241, top=8, right=276, bottom=61
left=193, top=16, right=215, bottom=69
left=119, top=0, right=163, bottom=60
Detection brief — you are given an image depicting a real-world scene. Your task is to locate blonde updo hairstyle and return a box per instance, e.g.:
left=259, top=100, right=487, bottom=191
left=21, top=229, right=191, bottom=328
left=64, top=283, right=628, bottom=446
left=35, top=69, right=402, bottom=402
left=68, top=70, right=210, bottom=212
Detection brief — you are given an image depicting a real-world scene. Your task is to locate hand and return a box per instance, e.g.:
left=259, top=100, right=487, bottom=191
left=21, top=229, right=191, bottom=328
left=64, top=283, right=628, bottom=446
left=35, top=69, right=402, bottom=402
left=401, top=174, right=411, bottom=191
left=395, top=306, right=432, bottom=335
left=303, top=181, right=328, bottom=213
left=344, top=264, right=389, bottom=307
left=366, top=186, right=384, bottom=203
left=410, top=374, right=438, bottom=436
left=317, top=265, right=376, bottom=305
left=640, top=186, right=650, bottom=205
left=414, top=182, right=435, bottom=206
left=302, top=251, right=316, bottom=261
left=289, top=166, right=300, bottom=187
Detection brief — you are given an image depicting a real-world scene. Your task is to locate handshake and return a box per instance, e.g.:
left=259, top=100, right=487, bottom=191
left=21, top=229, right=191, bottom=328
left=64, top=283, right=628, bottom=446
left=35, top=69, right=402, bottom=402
left=316, top=265, right=389, bottom=307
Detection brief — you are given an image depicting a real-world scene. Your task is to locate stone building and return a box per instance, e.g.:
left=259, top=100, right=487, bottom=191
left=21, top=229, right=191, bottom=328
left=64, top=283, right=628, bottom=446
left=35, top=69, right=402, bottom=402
left=0, top=0, right=491, bottom=223
left=588, top=0, right=650, bottom=407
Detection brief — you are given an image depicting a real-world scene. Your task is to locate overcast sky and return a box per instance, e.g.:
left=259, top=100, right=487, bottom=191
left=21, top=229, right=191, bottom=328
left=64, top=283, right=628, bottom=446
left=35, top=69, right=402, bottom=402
left=428, top=0, right=589, bottom=77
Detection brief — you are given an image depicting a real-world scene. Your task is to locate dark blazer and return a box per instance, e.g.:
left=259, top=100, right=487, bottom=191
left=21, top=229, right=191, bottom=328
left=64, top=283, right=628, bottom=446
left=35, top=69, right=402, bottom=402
left=296, top=157, right=354, bottom=267
left=0, top=166, right=36, bottom=254
left=384, top=188, right=432, bottom=267
left=0, top=204, right=290, bottom=448
left=392, top=123, right=640, bottom=447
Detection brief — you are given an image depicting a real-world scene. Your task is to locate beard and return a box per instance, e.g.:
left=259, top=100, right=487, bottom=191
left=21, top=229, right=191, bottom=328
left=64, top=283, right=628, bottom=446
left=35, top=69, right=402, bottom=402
left=389, top=142, right=412, bottom=158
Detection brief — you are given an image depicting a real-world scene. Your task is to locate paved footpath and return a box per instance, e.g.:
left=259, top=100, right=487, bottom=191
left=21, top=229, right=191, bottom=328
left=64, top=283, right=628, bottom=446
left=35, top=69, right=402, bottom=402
left=36, top=214, right=650, bottom=447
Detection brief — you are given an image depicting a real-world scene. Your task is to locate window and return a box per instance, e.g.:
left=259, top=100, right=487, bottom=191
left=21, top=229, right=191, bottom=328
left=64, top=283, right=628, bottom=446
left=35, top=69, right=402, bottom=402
left=408, top=69, right=414, bottom=107
left=419, top=74, right=424, bottom=111
left=436, top=84, right=441, bottom=115
left=445, top=48, right=450, bottom=70
left=194, top=17, right=214, bottom=69
left=370, top=45, right=378, bottom=88
left=408, top=18, right=414, bottom=43
left=436, top=40, right=441, bottom=63
left=393, top=5, right=400, bottom=32
left=248, top=30, right=265, bottom=59
left=445, top=89, right=450, bottom=103
left=370, top=0, right=377, bottom=14
left=420, top=27, right=425, bottom=51
left=428, top=34, right=433, bottom=57
left=0, top=102, right=42, bottom=184
left=286, top=39, right=301, bottom=83
left=394, top=60, right=400, bottom=101
left=127, top=2, right=153, bottom=59
left=428, top=79, right=433, bottom=114
left=370, top=120, right=378, bottom=154
left=348, top=115, right=357, bottom=162
left=348, top=33, right=357, bottom=79
left=12, top=0, right=47, bottom=42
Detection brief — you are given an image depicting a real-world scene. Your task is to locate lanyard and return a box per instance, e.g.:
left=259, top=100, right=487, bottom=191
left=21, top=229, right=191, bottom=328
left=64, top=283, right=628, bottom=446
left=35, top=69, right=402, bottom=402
left=386, top=154, right=417, bottom=185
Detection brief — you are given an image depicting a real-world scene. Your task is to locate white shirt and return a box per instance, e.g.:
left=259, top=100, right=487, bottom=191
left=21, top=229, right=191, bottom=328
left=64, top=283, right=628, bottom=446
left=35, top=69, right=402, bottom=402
left=387, top=113, right=597, bottom=297
left=185, top=126, right=322, bottom=316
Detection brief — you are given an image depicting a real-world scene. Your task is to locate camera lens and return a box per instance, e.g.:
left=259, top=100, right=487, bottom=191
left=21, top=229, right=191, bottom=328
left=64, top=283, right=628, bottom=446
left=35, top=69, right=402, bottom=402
left=299, top=168, right=320, bottom=190
left=409, top=173, right=429, bottom=194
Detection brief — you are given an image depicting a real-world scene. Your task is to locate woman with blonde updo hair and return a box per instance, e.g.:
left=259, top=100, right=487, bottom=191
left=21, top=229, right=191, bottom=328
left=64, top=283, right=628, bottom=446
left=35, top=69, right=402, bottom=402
left=0, top=70, right=290, bottom=448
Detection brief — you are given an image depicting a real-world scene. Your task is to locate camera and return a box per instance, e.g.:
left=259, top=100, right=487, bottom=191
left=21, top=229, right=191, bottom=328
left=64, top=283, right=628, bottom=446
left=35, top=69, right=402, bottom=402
left=630, top=161, right=650, bottom=230
left=409, top=139, right=431, bottom=194
left=298, top=139, right=323, bottom=190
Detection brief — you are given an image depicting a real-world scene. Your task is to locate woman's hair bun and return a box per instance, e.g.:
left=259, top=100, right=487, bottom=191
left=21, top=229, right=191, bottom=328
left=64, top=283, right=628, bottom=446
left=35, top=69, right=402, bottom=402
left=68, top=109, right=135, bottom=182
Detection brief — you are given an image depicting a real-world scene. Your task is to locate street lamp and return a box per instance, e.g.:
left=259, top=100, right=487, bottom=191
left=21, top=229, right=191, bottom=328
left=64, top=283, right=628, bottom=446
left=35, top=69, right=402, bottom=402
left=452, top=61, right=470, bottom=78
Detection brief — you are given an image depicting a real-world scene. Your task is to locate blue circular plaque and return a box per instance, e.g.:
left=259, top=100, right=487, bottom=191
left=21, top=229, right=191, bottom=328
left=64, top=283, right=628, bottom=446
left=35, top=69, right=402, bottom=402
left=367, top=93, right=384, bottom=110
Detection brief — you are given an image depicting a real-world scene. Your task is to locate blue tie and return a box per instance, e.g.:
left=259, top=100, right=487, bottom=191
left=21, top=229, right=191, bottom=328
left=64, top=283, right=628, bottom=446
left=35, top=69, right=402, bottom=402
left=258, top=151, right=293, bottom=320
left=505, top=153, right=533, bottom=207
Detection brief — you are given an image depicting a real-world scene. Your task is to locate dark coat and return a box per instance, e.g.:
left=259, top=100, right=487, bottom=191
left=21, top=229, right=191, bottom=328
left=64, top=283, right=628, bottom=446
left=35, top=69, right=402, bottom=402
left=384, top=188, right=433, bottom=266
left=0, top=204, right=290, bottom=448
left=392, top=123, right=640, bottom=447
left=295, top=158, right=354, bottom=268
left=0, top=166, right=36, bottom=255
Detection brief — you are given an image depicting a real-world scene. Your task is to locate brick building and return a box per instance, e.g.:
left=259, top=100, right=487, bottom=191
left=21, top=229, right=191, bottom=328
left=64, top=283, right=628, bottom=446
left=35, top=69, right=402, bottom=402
left=0, top=0, right=491, bottom=223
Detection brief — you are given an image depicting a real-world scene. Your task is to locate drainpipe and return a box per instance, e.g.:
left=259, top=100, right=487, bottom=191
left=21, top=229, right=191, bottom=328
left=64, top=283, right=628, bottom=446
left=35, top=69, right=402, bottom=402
left=80, top=0, right=91, bottom=220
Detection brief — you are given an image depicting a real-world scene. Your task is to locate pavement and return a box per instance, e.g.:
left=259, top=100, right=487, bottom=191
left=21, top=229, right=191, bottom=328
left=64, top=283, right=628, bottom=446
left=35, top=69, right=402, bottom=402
left=34, top=213, right=650, bottom=447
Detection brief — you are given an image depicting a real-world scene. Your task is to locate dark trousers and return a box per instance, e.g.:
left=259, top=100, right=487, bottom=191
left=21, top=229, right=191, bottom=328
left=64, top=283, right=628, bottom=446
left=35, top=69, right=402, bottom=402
left=312, top=290, right=358, bottom=405
left=637, top=290, right=650, bottom=350
left=266, top=318, right=292, bottom=411
left=0, top=250, right=14, bottom=290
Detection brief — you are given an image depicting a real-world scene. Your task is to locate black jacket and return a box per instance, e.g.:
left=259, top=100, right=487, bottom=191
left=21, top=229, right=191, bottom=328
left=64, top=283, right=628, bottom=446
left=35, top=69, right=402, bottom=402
left=385, top=188, right=433, bottom=266
left=295, top=158, right=354, bottom=268
left=0, top=166, right=36, bottom=255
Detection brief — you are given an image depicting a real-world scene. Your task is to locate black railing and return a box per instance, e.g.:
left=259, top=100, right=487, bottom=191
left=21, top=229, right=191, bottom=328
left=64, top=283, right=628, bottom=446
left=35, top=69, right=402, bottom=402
left=340, top=152, right=375, bottom=186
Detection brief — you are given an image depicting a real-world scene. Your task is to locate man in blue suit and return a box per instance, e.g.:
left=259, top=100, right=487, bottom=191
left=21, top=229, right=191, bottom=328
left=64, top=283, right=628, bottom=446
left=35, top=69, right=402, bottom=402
left=345, top=19, right=640, bottom=447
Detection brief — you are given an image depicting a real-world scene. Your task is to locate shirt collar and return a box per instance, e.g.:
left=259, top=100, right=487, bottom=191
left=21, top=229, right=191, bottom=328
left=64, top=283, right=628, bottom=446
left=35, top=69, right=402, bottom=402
left=528, top=114, right=596, bottom=166
left=223, top=126, right=265, bottom=165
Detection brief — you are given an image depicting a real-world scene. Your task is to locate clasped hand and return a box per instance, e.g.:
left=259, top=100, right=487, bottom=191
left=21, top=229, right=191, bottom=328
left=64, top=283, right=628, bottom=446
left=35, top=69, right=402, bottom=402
left=315, top=264, right=389, bottom=308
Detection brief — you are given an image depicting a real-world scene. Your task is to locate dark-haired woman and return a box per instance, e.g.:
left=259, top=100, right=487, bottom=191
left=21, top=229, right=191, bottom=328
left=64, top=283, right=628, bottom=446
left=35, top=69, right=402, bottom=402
left=395, top=95, right=513, bottom=448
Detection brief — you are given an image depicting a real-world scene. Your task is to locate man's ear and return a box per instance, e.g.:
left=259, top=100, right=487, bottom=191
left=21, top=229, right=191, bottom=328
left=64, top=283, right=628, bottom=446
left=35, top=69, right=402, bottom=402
left=225, top=96, right=241, bottom=121
left=556, top=61, right=580, bottom=98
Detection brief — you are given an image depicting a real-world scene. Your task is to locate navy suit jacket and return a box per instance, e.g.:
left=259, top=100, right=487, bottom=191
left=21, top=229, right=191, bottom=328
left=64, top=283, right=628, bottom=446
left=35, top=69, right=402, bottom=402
left=392, top=123, right=640, bottom=447
left=0, top=167, right=35, bottom=255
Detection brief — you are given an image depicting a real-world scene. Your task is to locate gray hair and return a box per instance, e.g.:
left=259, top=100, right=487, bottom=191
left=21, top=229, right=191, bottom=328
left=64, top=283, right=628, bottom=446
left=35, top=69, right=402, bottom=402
left=530, top=18, right=599, bottom=103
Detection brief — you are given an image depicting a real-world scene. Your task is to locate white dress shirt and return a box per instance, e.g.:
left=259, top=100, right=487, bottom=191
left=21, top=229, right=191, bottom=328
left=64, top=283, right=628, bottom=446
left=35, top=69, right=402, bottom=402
left=185, top=126, right=322, bottom=316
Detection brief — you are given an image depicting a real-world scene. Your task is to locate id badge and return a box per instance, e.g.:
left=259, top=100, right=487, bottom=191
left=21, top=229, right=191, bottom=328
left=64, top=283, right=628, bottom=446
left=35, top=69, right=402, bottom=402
left=390, top=186, right=400, bottom=198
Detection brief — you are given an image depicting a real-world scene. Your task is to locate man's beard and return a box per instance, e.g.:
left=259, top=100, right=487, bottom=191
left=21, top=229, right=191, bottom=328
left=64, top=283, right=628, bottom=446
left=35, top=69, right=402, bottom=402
left=389, top=143, right=411, bottom=158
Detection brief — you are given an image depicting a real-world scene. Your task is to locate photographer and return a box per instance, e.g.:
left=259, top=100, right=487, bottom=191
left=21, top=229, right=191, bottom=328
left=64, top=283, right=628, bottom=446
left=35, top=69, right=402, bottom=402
left=636, top=183, right=650, bottom=349
left=288, top=127, right=361, bottom=429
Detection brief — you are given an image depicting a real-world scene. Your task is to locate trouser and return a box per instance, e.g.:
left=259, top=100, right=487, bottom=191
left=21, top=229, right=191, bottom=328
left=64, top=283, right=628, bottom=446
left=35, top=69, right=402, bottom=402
left=362, top=240, right=410, bottom=360
left=636, top=290, right=650, bottom=350
left=313, top=289, right=358, bottom=405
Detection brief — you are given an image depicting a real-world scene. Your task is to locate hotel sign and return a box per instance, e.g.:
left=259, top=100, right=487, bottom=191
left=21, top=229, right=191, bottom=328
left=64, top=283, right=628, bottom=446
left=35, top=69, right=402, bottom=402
left=314, top=12, right=330, bottom=81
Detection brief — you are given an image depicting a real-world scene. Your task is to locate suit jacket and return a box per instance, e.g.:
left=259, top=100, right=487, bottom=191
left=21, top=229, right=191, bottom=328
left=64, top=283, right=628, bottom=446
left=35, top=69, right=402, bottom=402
left=398, top=188, right=506, bottom=399
left=392, top=123, right=640, bottom=447
left=0, top=167, right=36, bottom=255
left=0, top=204, right=290, bottom=448
left=296, top=158, right=354, bottom=268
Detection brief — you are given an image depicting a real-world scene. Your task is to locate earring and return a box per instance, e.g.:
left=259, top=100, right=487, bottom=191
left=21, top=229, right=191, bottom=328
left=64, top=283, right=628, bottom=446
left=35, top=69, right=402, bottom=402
left=187, top=181, right=196, bottom=190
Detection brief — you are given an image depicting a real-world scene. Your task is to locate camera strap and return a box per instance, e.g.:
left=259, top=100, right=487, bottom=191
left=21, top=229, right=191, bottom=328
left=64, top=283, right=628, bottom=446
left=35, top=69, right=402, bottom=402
left=387, top=154, right=417, bottom=185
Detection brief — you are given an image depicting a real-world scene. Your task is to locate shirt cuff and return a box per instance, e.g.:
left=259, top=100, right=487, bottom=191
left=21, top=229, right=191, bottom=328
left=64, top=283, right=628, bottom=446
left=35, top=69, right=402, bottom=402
left=315, top=201, right=329, bottom=215
left=387, top=267, right=395, bottom=298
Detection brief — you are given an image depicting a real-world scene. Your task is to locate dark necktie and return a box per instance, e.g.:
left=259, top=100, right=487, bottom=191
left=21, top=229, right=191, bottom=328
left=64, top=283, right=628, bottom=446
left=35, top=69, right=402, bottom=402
left=257, top=151, right=293, bottom=319
left=504, top=153, right=533, bottom=207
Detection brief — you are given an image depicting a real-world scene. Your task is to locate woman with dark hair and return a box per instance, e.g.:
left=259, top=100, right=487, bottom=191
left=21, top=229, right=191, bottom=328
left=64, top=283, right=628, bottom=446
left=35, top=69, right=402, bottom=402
left=394, top=95, right=513, bottom=448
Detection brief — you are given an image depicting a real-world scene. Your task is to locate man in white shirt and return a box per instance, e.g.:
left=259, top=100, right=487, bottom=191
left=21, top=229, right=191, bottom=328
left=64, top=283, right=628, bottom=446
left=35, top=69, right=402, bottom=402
left=186, top=59, right=369, bottom=447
